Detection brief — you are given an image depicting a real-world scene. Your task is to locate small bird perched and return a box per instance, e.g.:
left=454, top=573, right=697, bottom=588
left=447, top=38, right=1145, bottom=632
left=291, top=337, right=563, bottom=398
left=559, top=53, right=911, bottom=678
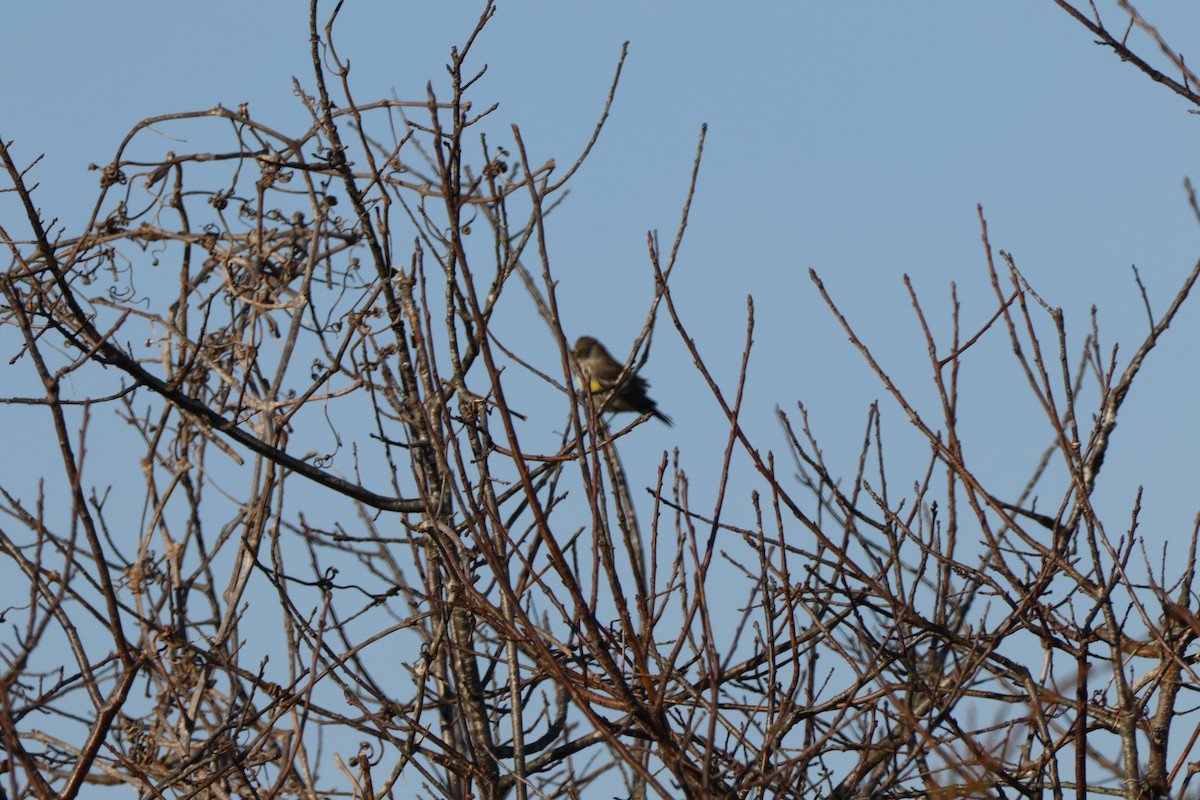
left=573, top=336, right=672, bottom=426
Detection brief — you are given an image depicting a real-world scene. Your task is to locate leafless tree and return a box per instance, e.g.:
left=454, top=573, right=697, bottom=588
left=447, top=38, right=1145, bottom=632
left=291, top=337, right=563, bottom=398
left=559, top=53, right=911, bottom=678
left=3, top=2, right=1200, bottom=799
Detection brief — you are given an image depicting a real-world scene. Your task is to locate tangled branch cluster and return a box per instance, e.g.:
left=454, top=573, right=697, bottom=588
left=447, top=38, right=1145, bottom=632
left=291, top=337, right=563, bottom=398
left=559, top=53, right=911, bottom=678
left=2, top=2, right=1200, bottom=799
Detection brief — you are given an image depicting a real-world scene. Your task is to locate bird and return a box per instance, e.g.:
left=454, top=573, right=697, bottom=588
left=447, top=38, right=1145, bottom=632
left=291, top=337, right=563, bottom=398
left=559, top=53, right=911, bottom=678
left=572, top=336, right=672, bottom=426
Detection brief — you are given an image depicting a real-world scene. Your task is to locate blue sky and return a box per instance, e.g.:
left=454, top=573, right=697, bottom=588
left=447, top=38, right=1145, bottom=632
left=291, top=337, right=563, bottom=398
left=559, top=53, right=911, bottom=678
left=5, top=0, right=1200, bottom=636
left=5, top=0, right=1200, bottom=620
left=4, top=0, right=1200, bottom=790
